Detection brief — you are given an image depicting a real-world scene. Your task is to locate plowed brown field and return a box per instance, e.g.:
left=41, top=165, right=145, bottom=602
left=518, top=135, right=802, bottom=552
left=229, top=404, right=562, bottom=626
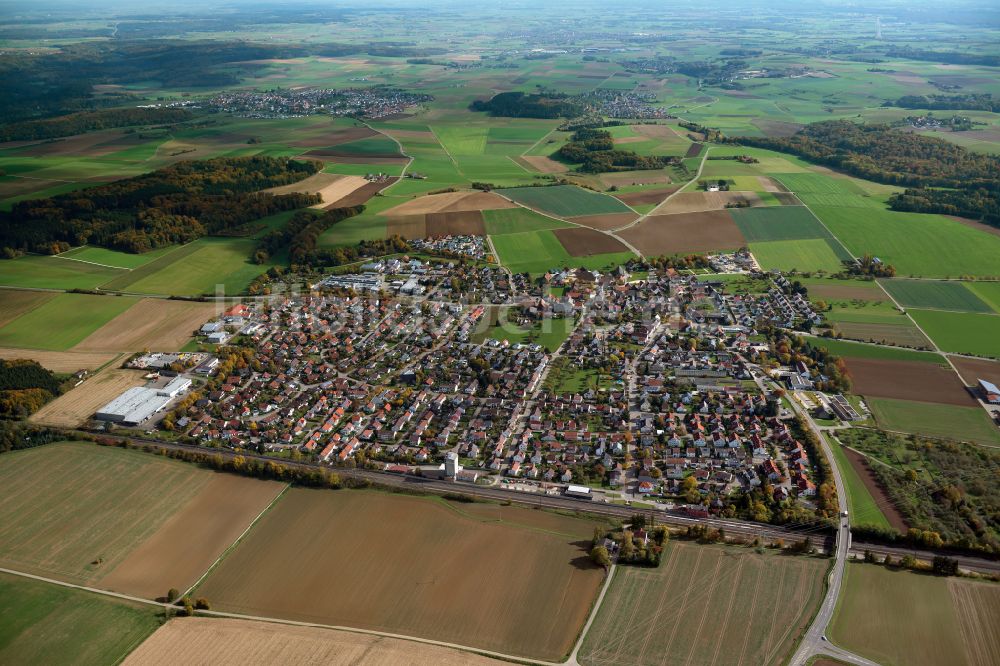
left=99, top=475, right=285, bottom=599
left=426, top=210, right=486, bottom=236
left=327, top=178, right=398, bottom=208
left=553, top=227, right=631, bottom=256
left=384, top=191, right=516, bottom=216
left=845, top=358, right=975, bottom=406
left=948, top=355, right=1000, bottom=388
left=124, top=618, right=510, bottom=666
left=519, top=155, right=568, bottom=173
left=194, top=489, right=605, bottom=661
left=72, top=299, right=216, bottom=352
left=614, top=186, right=681, bottom=207
left=618, top=211, right=746, bottom=256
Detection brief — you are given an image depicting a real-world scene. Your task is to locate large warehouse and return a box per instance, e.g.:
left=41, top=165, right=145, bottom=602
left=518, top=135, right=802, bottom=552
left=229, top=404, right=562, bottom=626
left=95, top=377, right=192, bottom=426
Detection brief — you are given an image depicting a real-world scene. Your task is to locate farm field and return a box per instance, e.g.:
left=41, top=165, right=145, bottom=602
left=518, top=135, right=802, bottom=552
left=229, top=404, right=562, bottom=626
left=878, top=280, right=994, bottom=313
left=729, top=206, right=833, bottom=242
left=194, top=488, right=607, bottom=661
left=813, top=206, right=1000, bottom=278
left=0, top=347, right=117, bottom=373
left=618, top=211, right=746, bottom=256
left=830, top=564, right=1000, bottom=666
left=868, top=398, right=1000, bottom=446
left=29, top=362, right=143, bottom=427
left=71, top=298, right=217, bottom=353
left=0, top=442, right=214, bottom=583
left=0, top=293, right=137, bottom=351
left=0, top=572, right=161, bottom=666
left=483, top=207, right=570, bottom=235
left=908, top=310, right=1000, bottom=358
left=0, top=254, right=125, bottom=290
left=948, top=355, right=1000, bottom=388
left=58, top=244, right=180, bottom=270
left=804, top=336, right=948, bottom=365
left=0, top=289, right=53, bottom=328
left=500, top=185, right=631, bottom=218
left=827, top=438, right=898, bottom=532
left=654, top=191, right=762, bottom=215
left=98, top=474, right=285, bottom=600
left=123, top=617, right=509, bottom=666
left=843, top=357, right=976, bottom=406
left=750, top=238, right=846, bottom=274
left=966, top=281, right=1000, bottom=313
left=492, top=229, right=633, bottom=275
left=578, top=540, right=828, bottom=666
left=567, top=212, right=638, bottom=231
left=831, top=321, right=934, bottom=349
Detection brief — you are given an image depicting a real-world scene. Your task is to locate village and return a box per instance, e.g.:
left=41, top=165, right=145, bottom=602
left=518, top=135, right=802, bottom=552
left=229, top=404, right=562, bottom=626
left=207, top=86, right=433, bottom=119
left=89, top=259, right=852, bottom=521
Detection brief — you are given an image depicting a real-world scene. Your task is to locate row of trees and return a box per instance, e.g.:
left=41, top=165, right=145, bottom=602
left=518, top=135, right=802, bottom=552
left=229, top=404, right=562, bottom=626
left=0, top=107, right=193, bottom=142
left=887, top=94, right=1000, bottom=113
left=0, top=156, right=321, bottom=255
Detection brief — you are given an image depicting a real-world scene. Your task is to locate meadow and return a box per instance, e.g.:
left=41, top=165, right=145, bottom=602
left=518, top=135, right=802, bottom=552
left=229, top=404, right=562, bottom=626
left=908, top=310, right=1000, bottom=358
left=500, top=185, right=632, bottom=218
left=878, top=280, right=994, bottom=313
left=868, top=398, right=1000, bottom=446
left=195, top=488, right=608, bottom=661
left=729, top=205, right=832, bottom=242
left=749, top=238, right=846, bottom=273
left=827, top=438, right=894, bottom=531
left=0, top=293, right=136, bottom=350
left=0, top=254, right=124, bottom=290
left=803, top=336, right=947, bottom=365
left=0, top=573, right=161, bottom=666
left=483, top=207, right=570, bottom=235
left=577, top=541, right=828, bottom=666
left=491, top=229, right=633, bottom=275
left=830, top=564, right=1000, bottom=666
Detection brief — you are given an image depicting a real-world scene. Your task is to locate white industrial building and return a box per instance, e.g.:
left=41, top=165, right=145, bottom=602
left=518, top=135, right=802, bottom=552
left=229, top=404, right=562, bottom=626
left=95, top=377, right=192, bottom=426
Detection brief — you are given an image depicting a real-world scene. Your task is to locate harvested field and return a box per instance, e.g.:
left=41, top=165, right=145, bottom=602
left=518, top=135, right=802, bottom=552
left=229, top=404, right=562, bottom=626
left=0, top=442, right=215, bottom=584
left=30, top=362, right=143, bottom=427
left=832, top=322, right=933, bottom=349
left=567, top=213, right=638, bottom=231
left=72, top=298, right=216, bottom=353
left=599, top=172, right=671, bottom=187
left=950, top=578, right=1000, bottom=666
left=290, top=126, right=377, bottom=148
left=0, top=289, right=53, bottom=328
left=0, top=347, right=116, bottom=373
left=632, top=124, right=681, bottom=140
left=263, top=173, right=367, bottom=208
left=757, top=176, right=788, bottom=192
left=195, top=489, right=605, bottom=661
left=578, top=541, right=827, bottom=666
left=518, top=155, right=568, bottom=173
left=99, top=475, right=285, bottom=600
left=685, top=142, right=703, bottom=158
left=426, top=210, right=486, bottom=236
left=124, top=617, right=509, bottom=666
left=618, top=211, right=746, bottom=256
left=614, top=136, right=646, bottom=144
left=327, top=178, right=398, bottom=208
left=613, top=186, right=680, bottom=206
left=948, top=355, right=1000, bottom=387
left=553, top=227, right=630, bottom=256
left=385, top=215, right=427, bottom=240
left=384, top=191, right=516, bottom=216
left=381, top=128, right=435, bottom=140
left=841, top=447, right=908, bottom=532
left=808, top=284, right=889, bottom=302
left=844, top=358, right=975, bottom=406
left=655, top=191, right=762, bottom=215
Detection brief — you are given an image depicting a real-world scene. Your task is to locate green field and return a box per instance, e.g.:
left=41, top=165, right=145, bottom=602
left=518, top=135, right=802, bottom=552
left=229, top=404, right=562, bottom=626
left=773, top=173, right=865, bottom=195
left=967, top=281, right=1000, bottom=313
left=0, top=573, right=161, bottom=666
left=324, top=135, right=401, bottom=156
left=474, top=310, right=575, bottom=352
left=578, top=541, right=828, bottom=666
left=500, top=185, right=631, bottom=218
left=0, top=293, right=136, bottom=350
left=0, top=255, right=124, bottom=290
left=827, top=436, right=892, bottom=530
left=830, top=564, right=1000, bottom=666
left=729, top=206, right=832, bottom=242
left=868, top=398, right=1000, bottom=446
left=813, top=206, right=1000, bottom=278
left=0, top=442, right=212, bottom=583
left=804, top=336, right=947, bottom=365
left=483, top=207, right=570, bottom=235
left=908, top=310, right=1000, bottom=358
left=58, top=245, right=179, bottom=270
left=492, top=229, right=633, bottom=275
left=879, top=280, right=994, bottom=313
left=750, top=238, right=847, bottom=273
left=109, top=238, right=276, bottom=296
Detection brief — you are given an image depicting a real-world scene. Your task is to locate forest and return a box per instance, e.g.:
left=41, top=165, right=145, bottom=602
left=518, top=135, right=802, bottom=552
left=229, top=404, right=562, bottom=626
left=0, top=359, right=63, bottom=419
left=0, top=107, right=194, bottom=142
left=470, top=91, right=585, bottom=119
left=887, top=93, right=1000, bottom=113
left=731, top=120, right=1000, bottom=225
left=253, top=205, right=366, bottom=265
left=0, top=157, right=320, bottom=255
left=556, top=128, right=675, bottom=173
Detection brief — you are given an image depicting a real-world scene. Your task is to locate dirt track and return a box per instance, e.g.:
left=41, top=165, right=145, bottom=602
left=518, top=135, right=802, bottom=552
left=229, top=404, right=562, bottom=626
left=123, top=617, right=509, bottom=666
left=618, top=211, right=746, bottom=256
left=567, top=213, right=638, bottom=231
left=553, top=227, right=630, bottom=256
left=845, top=358, right=976, bottom=406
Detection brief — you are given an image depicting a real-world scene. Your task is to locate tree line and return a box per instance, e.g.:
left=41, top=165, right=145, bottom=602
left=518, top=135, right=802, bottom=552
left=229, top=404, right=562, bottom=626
left=0, top=107, right=194, bottom=142
left=728, top=120, right=1000, bottom=227
left=556, top=128, right=675, bottom=173
left=886, top=93, right=1000, bottom=113
left=0, top=156, right=321, bottom=256
left=0, top=359, right=64, bottom=418
left=470, top=91, right=586, bottom=119
left=253, top=205, right=366, bottom=265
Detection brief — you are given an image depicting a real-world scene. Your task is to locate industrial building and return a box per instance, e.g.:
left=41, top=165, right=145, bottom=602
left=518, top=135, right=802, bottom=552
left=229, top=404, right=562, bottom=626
left=95, top=377, right=192, bottom=426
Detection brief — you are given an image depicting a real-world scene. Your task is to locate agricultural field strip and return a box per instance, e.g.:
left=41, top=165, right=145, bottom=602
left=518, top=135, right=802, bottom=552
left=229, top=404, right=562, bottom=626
left=52, top=251, right=128, bottom=271
left=610, top=145, right=711, bottom=232
left=0, top=565, right=568, bottom=666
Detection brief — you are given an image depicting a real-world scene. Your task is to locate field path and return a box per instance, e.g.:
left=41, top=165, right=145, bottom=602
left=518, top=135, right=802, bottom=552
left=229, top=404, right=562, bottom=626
left=566, top=563, right=617, bottom=666
left=609, top=145, right=711, bottom=232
